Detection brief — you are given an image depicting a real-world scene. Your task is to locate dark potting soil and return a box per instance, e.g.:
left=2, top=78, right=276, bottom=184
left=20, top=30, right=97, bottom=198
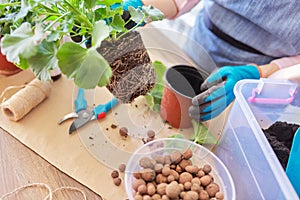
left=262, top=121, right=300, bottom=169
left=97, top=31, right=156, bottom=103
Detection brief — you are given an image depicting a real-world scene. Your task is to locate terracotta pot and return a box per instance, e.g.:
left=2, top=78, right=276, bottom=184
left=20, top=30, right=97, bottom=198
left=160, top=65, right=205, bottom=128
left=0, top=38, right=21, bottom=76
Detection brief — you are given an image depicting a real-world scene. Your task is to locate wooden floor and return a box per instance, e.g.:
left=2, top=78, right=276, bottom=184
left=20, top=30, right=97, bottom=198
left=0, top=127, right=103, bottom=200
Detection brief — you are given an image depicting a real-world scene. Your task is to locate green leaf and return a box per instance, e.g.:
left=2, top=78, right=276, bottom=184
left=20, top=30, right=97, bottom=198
left=0, top=22, right=44, bottom=67
left=92, top=20, right=109, bottom=47
left=110, top=14, right=126, bottom=32
left=128, top=6, right=144, bottom=24
left=14, top=0, right=32, bottom=21
left=191, top=120, right=218, bottom=145
left=76, top=48, right=111, bottom=88
left=84, top=0, right=96, bottom=9
left=142, top=5, right=164, bottom=23
left=57, top=43, right=111, bottom=89
left=97, top=0, right=122, bottom=6
left=169, top=133, right=185, bottom=139
left=46, top=30, right=60, bottom=42
left=27, top=40, right=58, bottom=81
left=57, top=42, right=87, bottom=78
left=145, top=61, right=166, bottom=112
left=166, top=134, right=188, bottom=151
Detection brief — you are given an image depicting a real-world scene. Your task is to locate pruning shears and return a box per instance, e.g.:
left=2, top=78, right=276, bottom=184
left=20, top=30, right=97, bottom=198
left=58, top=88, right=118, bottom=134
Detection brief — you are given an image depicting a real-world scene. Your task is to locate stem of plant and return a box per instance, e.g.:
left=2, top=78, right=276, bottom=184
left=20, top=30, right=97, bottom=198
left=44, top=12, right=70, bottom=32
left=63, top=0, right=93, bottom=29
left=0, top=2, right=20, bottom=7
left=116, top=16, right=146, bottom=39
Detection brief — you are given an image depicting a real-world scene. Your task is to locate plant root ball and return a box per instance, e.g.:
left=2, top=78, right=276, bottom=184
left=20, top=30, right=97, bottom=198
left=100, top=32, right=156, bottom=104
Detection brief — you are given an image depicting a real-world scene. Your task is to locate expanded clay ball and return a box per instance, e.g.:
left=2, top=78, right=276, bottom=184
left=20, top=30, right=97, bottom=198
left=170, top=150, right=182, bottom=164
left=185, top=165, right=199, bottom=174
left=156, top=183, right=167, bottom=196
left=156, top=174, right=167, bottom=184
left=162, top=165, right=171, bottom=176
left=111, top=170, right=119, bottom=178
left=184, top=191, right=199, bottom=200
left=152, top=194, right=161, bottom=200
left=137, top=184, right=147, bottom=195
left=119, top=127, right=128, bottom=137
left=166, top=181, right=181, bottom=199
left=139, top=157, right=155, bottom=169
left=199, top=190, right=210, bottom=200
left=154, top=163, right=164, bottom=173
left=215, top=191, right=224, bottom=200
left=179, top=159, right=192, bottom=169
left=140, top=168, right=156, bottom=182
left=113, top=177, right=122, bottom=186
left=154, top=155, right=165, bottom=164
left=146, top=183, right=156, bottom=196
left=118, top=163, right=126, bottom=172
left=147, top=130, right=155, bottom=139
left=179, top=172, right=193, bottom=184
left=182, top=148, right=193, bottom=159
left=200, top=175, right=212, bottom=186
left=206, top=182, right=220, bottom=197
left=202, top=164, right=212, bottom=174
left=132, top=179, right=146, bottom=191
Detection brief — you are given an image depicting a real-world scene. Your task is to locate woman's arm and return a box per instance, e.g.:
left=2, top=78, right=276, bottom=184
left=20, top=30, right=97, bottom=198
left=142, top=0, right=200, bottom=19
left=257, top=55, right=300, bottom=78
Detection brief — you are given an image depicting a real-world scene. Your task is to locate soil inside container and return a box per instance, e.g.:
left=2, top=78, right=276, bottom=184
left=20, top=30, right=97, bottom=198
left=97, top=31, right=156, bottom=104
left=262, top=121, right=300, bottom=169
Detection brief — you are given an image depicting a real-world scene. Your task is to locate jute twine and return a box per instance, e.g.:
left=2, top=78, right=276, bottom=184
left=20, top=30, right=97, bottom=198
left=0, top=183, right=87, bottom=200
left=0, top=78, right=52, bottom=121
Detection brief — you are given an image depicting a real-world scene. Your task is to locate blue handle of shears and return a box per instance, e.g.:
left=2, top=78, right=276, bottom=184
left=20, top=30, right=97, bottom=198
left=93, top=97, right=118, bottom=116
left=75, top=88, right=87, bottom=112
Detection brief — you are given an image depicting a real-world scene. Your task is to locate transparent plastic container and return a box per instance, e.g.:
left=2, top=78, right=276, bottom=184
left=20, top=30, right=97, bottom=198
left=125, top=138, right=236, bottom=200
left=216, top=79, right=299, bottom=199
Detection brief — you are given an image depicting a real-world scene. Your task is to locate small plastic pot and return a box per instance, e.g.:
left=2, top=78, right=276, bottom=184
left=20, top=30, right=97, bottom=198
left=160, top=65, right=205, bottom=128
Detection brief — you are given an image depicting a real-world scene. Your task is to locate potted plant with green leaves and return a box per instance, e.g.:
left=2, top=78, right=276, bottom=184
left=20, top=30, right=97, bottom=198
left=0, top=0, right=164, bottom=102
left=0, top=0, right=32, bottom=75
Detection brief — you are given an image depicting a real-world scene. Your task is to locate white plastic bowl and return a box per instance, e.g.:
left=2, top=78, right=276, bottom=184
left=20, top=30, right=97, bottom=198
left=125, top=138, right=236, bottom=199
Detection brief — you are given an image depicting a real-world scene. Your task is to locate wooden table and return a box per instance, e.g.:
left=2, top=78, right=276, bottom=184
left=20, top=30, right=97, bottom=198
left=0, top=127, right=103, bottom=199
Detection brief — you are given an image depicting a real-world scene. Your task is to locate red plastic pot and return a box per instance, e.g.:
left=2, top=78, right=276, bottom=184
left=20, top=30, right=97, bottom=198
left=0, top=37, right=21, bottom=76
left=160, top=65, right=205, bottom=129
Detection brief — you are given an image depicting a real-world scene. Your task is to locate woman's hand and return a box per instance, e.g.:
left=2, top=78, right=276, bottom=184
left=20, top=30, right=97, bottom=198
left=189, top=65, right=261, bottom=121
